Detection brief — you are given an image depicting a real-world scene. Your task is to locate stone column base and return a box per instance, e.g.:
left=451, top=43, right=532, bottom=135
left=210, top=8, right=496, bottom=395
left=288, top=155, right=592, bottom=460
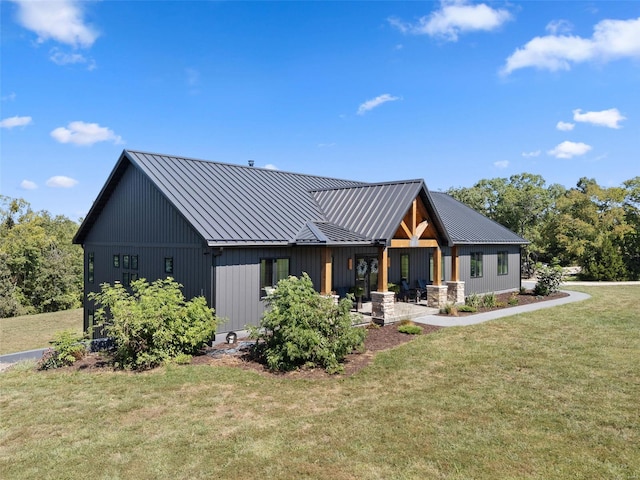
left=371, top=291, right=396, bottom=325
left=427, top=285, right=448, bottom=309
left=447, top=281, right=465, bottom=305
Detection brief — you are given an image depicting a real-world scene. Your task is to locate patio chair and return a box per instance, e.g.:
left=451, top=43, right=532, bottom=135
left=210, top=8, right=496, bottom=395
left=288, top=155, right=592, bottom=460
left=416, top=279, right=428, bottom=301
left=401, top=280, right=417, bottom=302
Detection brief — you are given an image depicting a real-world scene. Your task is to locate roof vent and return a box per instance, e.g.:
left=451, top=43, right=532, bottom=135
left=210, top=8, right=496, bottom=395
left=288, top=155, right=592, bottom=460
left=248, top=160, right=255, bottom=167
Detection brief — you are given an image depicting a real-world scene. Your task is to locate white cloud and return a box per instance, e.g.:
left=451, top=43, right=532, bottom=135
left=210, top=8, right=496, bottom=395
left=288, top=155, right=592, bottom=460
left=522, top=150, right=541, bottom=158
left=0, top=115, right=32, bottom=129
left=494, top=160, right=509, bottom=168
left=1, top=92, right=17, bottom=101
left=264, top=164, right=278, bottom=170
left=20, top=180, right=37, bottom=190
left=556, top=121, right=575, bottom=131
left=389, top=1, right=512, bottom=41
left=50, top=121, right=123, bottom=146
left=11, top=0, right=98, bottom=48
left=546, top=19, right=573, bottom=35
left=502, top=16, right=640, bottom=75
left=317, top=143, right=336, bottom=148
left=46, top=176, right=78, bottom=188
left=573, top=108, right=626, bottom=128
left=49, top=48, right=95, bottom=69
left=548, top=141, right=592, bottom=159
left=357, top=94, right=401, bottom=115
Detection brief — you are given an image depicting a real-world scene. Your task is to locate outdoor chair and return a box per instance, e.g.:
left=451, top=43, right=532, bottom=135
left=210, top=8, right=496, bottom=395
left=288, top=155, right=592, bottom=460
left=416, top=279, right=428, bottom=301
left=401, top=280, right=417, bottom=302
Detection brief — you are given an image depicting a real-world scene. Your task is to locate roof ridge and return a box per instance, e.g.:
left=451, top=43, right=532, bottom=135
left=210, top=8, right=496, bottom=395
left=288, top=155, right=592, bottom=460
left=124, top=149, right=364, bottom=185
left=309, top=178, right=423, bottom=193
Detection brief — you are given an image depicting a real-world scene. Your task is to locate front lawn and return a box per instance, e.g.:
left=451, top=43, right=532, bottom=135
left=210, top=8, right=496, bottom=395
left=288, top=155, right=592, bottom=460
left=0, top=286, right=638, bottom=479
left=0, top=308, right=82, bottom=355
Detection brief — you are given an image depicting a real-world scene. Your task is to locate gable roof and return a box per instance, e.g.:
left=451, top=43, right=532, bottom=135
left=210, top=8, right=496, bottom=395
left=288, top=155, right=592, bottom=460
left=430, top=192, right=528, bottom=245
left=74, top=150, right=528, bottom=247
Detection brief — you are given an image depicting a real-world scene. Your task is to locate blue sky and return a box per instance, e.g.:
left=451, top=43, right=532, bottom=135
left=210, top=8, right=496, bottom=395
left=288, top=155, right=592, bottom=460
left=1, top=1, right=639, bottom=221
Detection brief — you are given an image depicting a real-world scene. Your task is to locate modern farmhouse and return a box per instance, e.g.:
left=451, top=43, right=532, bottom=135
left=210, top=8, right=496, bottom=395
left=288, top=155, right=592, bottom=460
left=74, top=150, right=528, bottom=336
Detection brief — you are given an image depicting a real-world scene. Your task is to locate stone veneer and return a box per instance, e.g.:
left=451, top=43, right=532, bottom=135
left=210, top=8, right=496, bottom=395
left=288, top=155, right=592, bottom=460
left=447, top=281, right=465, bottom=304
left=427, top=284, right=448, bottom=309
left=371, top=291, right=396, bottom=325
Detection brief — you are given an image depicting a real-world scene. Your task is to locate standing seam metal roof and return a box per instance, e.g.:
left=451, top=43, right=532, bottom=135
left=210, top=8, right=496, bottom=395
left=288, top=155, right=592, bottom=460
left=74, top=150, right=529, bottom=247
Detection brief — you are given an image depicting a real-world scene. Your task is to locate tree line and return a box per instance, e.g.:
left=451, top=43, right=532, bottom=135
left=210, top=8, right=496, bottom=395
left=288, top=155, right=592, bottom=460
left=447, top=173, right=640, bottom=281
left=0, top=196, right=83, bottom=318
left=1, top=173, right=638, bottom=318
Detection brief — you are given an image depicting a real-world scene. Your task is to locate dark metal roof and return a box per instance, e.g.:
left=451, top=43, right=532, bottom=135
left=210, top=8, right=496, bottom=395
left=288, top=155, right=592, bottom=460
left=429, top=192, right=529, bottom=245
left=74, top=149, right=528, bottom=247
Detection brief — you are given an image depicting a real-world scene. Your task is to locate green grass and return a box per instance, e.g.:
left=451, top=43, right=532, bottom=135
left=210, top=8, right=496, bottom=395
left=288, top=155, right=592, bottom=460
left=1, top=286, right=638, bottom=479
left=0, top=309, right=83, bottom=355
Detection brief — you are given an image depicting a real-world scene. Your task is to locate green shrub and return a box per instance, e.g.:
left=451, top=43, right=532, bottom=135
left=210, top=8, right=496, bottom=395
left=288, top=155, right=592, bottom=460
left=508, top=293, right=519, bottom=306
left=249, top=273, right=365, bottom=374
left=534, top=264, right=565, bottom=296
left=482, top=292, right=497, bottom=308
left=38, top=329, right=86, bottom=370
left=89, top=277, right=219, bottom=370
left=465, top=292, right=481, bottom=308
left=457, top=304, right=477, bottom=313
left=440, top=303, right=458, bottom=316
left=398, top=324, right=422, bottom=335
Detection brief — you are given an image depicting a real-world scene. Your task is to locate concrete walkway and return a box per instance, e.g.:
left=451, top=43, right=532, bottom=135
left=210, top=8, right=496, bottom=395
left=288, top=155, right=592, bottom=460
left=413, top=289, right=592, bottom=327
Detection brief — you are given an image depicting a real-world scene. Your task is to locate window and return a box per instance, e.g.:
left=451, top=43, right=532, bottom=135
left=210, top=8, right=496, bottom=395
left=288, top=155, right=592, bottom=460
left=497, top=251, right=508, bottom=275
left=131, top=255, right=138, bottom=270
left=164, top=257, right=174, bottom=274
left=123, top=255, right=130, bottom=269
left=401, top=254, right=409, bottom=281
left=130, top=273, right=138, bottom=282
left=429, top=256, right=445, bottom=282
left=88, top=310, right=94, bottom=328
left=113, top=254, right=120, bottom=268
left=122, top=272, right=130, bottom=286
left=88, top=252, right=94, bottom=284
left=260, top=258, right=289, bottom=296
left=471, top=252, right=483, bottom=278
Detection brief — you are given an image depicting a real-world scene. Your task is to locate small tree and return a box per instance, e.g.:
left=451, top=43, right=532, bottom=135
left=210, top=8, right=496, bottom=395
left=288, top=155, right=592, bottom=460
left=534, top=264, right=565, bottom=296
left=89, top=277, right=219, bottom=370
left=250, top=273, right=365, bottom=374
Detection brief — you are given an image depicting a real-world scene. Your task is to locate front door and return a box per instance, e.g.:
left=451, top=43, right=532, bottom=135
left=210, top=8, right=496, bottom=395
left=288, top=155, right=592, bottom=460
left=355, top=256, right=379, bottom=301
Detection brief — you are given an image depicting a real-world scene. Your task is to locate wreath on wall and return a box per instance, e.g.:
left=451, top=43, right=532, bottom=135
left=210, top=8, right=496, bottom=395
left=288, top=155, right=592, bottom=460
left=356, top=259, right=368, bottom=276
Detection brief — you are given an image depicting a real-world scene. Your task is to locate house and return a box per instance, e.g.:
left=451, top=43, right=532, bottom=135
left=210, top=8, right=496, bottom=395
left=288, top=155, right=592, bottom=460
left=73, top=150, right=528, bottom=336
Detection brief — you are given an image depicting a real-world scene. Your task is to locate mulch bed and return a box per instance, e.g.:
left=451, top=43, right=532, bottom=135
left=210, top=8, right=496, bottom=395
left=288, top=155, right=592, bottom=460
left=442, top=290, right=569, bottom=316
left=53, top=290, right=567, bottom=378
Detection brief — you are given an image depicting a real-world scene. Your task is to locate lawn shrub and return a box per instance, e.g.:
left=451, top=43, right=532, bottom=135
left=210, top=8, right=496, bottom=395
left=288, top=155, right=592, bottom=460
left=534, top=264, right=565, bottom=296
left=482, top=292, right=498, bottom=308
left=88, top=277, right=219, bottom=370
left=38, top=329, right=86, bottom=370
left=249, top=273, right=365, bottom=374
left=465, top=292, right=481, bottom=308
left=440, top=303, right=458, bottom=316
left=397, top=323, right=422, bottom=335
left=508, top=293, right=519, bottom=306
left=457, top=304, right=477, bottom=313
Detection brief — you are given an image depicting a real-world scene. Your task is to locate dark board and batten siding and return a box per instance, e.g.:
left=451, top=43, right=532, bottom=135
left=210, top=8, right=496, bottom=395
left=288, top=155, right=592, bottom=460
left=82, top=165, right=210, bottom=334
left=457, top=244, right=521, bottom=294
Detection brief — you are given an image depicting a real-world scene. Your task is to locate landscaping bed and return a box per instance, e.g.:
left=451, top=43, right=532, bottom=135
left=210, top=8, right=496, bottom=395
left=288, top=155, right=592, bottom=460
left=440, top=289, right=569, bottom=316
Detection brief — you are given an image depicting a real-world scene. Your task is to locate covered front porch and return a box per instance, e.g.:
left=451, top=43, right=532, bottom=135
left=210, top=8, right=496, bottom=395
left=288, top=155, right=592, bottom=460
left=317, top=197, right=466, bottom=325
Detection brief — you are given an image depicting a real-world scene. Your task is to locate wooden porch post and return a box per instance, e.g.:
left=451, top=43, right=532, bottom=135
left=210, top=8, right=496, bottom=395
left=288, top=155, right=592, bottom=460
left=320, top=247, right=332, bottom=295
left=377, top=246, right=388, bottom=292
left=451, top=246, right=459, bottom=282
left=433, top=246, right=442, bottom=286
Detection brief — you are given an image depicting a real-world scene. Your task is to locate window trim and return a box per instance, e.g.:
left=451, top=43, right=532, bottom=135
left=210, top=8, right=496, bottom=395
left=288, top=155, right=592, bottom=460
left=497, top=251, right=508, bottom=276
left=164, top=257, right=174, bottom=274
left=260, top=257, right=290, bottom=297
left=88, top=252, right=94, bottom=284
left=470, top=252, right=483, bottom=278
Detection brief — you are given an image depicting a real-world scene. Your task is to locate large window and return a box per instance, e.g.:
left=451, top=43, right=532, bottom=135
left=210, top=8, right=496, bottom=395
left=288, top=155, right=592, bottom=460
left=470, top=252, right=483, bottom=278
left=260, top=258, right=290, bottom=296
left=497, top=251, right=508, bottom=275
left=401, top=254, right=409, bottom=281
